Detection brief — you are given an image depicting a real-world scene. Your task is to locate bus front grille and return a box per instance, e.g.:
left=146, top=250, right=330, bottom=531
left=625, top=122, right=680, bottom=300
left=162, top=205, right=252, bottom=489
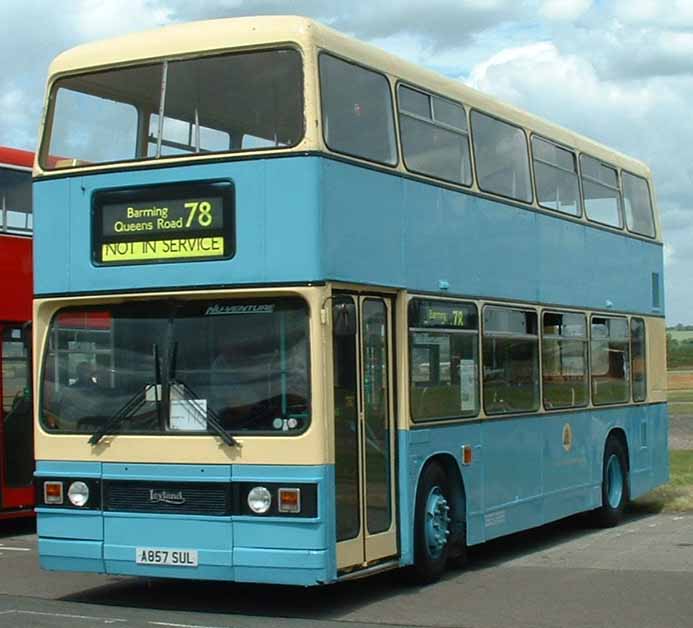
left=103, top=480, right=233, bottom=516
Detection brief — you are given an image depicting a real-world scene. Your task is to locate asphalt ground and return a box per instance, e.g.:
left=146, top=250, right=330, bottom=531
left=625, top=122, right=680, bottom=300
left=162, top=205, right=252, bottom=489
left=4, top=409, right=690, bottom=627
left=0, top=509, right=691, bottom=628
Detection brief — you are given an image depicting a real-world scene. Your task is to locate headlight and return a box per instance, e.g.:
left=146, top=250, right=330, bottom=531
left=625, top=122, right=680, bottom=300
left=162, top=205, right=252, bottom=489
left=247, top=486, right=271, bottom=514
left=67, top=481, right=90, bottom=507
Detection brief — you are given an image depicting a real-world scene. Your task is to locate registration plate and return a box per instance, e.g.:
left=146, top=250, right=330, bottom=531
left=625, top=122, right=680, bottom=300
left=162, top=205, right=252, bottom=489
left=136, top=547, right=198, bottom=567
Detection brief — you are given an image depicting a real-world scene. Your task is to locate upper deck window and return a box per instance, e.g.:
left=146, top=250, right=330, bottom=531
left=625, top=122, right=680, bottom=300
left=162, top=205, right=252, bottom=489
left=580, top=155, right=622, bottom=228
left=622, top=172, right=656, bottom=238
left=41, top=49, right=304, bottom=170
left=471, top=111, right=532, bottom=203
left=0, top=167, right=32, bottom=232
left=398, top=85, right=472, bottom=186
left=319, top=54, right=397, bottom=166
left=532, top=137, right=580, bottom=217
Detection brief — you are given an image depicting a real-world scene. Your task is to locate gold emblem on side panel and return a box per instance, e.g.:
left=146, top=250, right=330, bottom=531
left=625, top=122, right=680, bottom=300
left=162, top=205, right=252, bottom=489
left=562, top=423, right=573, bottom=452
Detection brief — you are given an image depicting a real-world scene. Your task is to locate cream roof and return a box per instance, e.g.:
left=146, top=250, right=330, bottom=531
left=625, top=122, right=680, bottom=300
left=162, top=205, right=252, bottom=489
left=308, top=20, right=651, bottom=178
left=48, top=15, right=651, bottom=178
left=48, top=16, right=314, bottom=75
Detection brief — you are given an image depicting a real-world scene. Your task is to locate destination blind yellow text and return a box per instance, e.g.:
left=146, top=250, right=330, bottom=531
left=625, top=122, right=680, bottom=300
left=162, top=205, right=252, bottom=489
left=102, top=237, right=224, bottom=262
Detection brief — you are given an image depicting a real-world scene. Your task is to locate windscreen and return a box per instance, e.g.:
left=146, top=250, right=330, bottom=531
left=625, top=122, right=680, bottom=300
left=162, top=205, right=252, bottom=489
left=40, top=298, right=310, bottom=436
left=42, top=48, right=304, bottom=169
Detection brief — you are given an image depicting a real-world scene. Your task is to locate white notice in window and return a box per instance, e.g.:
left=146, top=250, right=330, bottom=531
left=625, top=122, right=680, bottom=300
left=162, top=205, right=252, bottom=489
left=169, top=399, right=207, bottom=431
left=460, top=360, right=476, bottom=413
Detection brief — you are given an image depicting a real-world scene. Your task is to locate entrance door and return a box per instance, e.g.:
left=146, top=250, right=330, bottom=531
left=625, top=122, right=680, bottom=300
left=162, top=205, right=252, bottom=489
left=0, top=324, right=34, bottom=510
left=332, top=294, right=397, bottom=570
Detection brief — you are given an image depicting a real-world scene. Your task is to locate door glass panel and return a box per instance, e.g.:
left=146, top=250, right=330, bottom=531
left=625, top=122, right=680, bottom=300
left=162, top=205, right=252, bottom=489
left=362, top=299, right=391, bottom=534
left=333, top=297, right=360, bottom=541
left=2, top=327, right=33, bottom=488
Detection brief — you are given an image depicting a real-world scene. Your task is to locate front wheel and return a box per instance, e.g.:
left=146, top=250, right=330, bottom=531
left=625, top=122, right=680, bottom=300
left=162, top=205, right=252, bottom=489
left=412, top=462, right=451, bottom=583
left=593, top=437, right=629, bottom=527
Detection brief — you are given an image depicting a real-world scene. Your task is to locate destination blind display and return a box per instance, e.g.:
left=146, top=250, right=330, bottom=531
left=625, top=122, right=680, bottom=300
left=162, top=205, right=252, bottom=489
left=409, top=299, right=478, bottom=330
left=93, top=181, right=235, bottom=265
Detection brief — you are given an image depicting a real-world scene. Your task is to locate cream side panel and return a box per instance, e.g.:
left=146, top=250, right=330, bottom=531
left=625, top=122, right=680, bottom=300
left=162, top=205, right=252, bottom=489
left=647, top=316, right=667, bottom=403
left=396, top=291, right=410, bottom=431
left=34, top=286, right=331, bottom=466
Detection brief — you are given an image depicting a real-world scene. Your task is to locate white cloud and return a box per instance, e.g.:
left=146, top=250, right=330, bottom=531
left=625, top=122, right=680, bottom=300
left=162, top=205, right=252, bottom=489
left=1, top=0, right=692, bottom=321
left=466, top=39, right=693, bottom=322
left=0, top=86, right=37, bottom=149
left=74, top=0, right=172, bottom=40
left=539, top=0, right=592, bottom=21
left=612, top=0, right=693, bottom=28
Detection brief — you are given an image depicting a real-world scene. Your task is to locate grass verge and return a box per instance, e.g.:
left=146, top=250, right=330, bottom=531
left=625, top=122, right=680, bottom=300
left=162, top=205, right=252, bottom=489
left=667, top=390, right=693, bottom=403
left=631, top=450, right=693, bottom=513
left=667, top=401, right=693, bottom=417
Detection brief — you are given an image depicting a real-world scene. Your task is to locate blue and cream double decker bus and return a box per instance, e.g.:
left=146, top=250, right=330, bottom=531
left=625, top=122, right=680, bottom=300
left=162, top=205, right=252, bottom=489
left=34, top=16, right=667, bottom=585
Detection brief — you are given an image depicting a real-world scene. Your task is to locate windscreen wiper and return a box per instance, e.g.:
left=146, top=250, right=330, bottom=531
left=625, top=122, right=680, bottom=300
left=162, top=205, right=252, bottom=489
left=89, top=344, right=162, bottom=445
left=168, top=341, right=237, bottom=447
left=170, top=379, right=238, bottom=446
left=88, top=385, right=149, bottom=445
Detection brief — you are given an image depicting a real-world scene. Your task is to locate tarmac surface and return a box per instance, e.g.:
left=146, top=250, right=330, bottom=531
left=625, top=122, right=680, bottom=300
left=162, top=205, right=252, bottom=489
left=0, top=511, right=691, bottom=628
left=667, top=404, right=693, bottom=449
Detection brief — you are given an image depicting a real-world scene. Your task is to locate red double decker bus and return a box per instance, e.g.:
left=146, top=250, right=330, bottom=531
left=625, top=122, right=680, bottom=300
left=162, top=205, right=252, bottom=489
left=0, top=146, right=34, bottom=518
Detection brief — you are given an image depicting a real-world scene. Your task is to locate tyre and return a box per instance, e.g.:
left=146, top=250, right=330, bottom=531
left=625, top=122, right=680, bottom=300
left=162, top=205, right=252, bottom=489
left=412, top=462, right=452, bottom=583
left=593, top=437, right=629, bottom=527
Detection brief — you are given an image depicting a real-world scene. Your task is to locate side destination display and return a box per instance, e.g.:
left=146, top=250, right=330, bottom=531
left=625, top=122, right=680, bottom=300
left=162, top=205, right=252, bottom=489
left=92, top=181, right=235, bottom=265
left=409, top=299, right=478, bottom=330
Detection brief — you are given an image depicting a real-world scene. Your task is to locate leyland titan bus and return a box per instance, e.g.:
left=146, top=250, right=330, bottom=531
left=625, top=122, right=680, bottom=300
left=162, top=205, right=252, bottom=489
left=33, top=17, right=667, bottom=585
left=0, top=146, right=34, bottom=519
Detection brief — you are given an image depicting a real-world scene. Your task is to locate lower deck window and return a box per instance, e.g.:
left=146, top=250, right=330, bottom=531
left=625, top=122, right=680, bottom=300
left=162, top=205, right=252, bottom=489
left=408, top=299, right=479, bottom=420
left=630, top=317, right=647, bottom=402
left=2, top=326, right=33, bottom=487
left=482, top=307, right=539, bottom=414
left=542, top=312, right=588, bottom=409
left=591, top=316, right=630, bottom=405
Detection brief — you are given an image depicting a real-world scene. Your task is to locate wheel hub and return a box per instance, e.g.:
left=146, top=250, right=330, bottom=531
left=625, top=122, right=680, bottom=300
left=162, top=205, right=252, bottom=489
left=606, top=453, right=624, bottom=509
left=425, top=486, right=451, bottom=559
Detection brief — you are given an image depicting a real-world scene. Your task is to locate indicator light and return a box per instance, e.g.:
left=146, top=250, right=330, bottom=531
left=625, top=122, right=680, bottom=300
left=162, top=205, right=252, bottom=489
left=462, top=445, right=473, bottom=466
left=278, top=488, right=301, bottom=514
left=44, top=481, right=64, bottom=505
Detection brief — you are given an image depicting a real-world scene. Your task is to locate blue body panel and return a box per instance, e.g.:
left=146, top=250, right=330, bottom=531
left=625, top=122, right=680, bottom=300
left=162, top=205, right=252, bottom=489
left=397, top=402, right=668, bottom=555
left=33, top=157, right=322, bottom=295
left=36, top=462, right=335, bottom=586
left=34, top=154, right=667, bottom=584
left=34, top=156, right=664, bottom=318
left=36, top=404, right=667, bottom=582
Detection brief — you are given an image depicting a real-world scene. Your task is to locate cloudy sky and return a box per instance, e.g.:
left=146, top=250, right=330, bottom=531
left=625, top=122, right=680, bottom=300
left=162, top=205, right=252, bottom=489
left=1, top=0, right=691, bottom=322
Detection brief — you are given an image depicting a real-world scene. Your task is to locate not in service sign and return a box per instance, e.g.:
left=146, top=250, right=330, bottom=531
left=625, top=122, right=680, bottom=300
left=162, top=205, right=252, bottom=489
left=92, top=181, right=235, bottom=265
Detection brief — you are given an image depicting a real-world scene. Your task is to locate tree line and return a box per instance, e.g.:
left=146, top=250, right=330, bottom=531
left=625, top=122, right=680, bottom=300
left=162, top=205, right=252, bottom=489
left=667, top=332, right=693, bottom=369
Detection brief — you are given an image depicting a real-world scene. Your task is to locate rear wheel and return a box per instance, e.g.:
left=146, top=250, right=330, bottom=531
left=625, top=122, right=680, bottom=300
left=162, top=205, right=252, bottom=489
left=594, top=437, right=628, bottom=527
left=412, top=462, right=451, bottom=583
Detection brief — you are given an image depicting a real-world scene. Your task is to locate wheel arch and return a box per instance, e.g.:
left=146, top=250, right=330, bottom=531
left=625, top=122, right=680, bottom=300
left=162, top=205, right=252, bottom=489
left=414, top=452, right=467, bottom=548
left=605, top=427, right=630, bottom=472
